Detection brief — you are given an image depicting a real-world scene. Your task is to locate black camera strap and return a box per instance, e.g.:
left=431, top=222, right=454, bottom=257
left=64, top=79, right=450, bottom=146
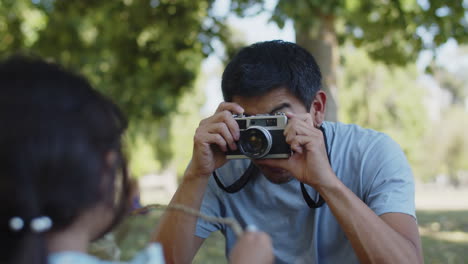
left=212, top=125, right=331, bottom=209
left=300, top=125, right=329, bottom=208
left=213, top=162, right=258, bottom=193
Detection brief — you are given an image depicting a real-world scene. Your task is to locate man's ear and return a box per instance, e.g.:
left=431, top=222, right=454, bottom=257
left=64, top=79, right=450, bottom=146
left=309, top=90, right=327, bottom=125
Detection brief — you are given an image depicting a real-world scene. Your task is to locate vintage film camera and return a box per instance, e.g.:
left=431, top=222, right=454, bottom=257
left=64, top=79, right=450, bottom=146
left=226, top=112, right=291, bottom=159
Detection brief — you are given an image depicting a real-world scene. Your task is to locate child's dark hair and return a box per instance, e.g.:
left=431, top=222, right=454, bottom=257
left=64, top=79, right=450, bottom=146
left=221, top=40, right=322, bottom=111
left=0, top=56, right=130, bottom=264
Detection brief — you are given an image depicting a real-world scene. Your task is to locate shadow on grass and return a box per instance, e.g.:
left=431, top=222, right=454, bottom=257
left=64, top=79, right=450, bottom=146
left=417, top=210, right=468, bottom=233
left=421, top=235, right=468, bottom=264
left=91, top=209, right=468, bottom=263
left=417, top=210, right=468, bottom=264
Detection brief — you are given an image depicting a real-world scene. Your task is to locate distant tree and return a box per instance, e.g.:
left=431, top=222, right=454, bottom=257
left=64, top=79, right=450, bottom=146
left=430, top=45, right=468, bottom=106
left=0, top=0, right=221, bottom=167
left=420, top=107, right=468, bottom=184
left=227, top=0, right=468, bottom=121
left=420, top=45, right=468, bottom=183
left=3, top=0, right=467, bottom=175
left=338, top=48, right=429, bottom=176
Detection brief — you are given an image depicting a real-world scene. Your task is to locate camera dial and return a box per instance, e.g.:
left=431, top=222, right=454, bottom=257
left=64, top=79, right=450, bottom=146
left=238, top=126, right=272, bottom=159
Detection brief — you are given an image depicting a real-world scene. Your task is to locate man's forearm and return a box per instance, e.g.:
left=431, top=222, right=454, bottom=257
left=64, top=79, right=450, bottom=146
left=315, top=174, right=423, bottom=264
left=151, top=171, right=209, bottom=263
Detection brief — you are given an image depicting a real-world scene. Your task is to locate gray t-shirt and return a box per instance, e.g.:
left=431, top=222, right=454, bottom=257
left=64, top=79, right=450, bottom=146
left=195, top=121, right=416, bottom=264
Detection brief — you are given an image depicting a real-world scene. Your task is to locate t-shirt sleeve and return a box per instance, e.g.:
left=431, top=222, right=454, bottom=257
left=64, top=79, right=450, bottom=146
left=362, top=134, right=416, bottom=218
left=194, top=176, right=224, bottom=238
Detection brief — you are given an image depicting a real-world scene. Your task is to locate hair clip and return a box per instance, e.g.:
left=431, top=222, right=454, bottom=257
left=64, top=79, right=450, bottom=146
left=9, top=216, right=24, bottom=232
left=30, top=216, right=52, bottom=233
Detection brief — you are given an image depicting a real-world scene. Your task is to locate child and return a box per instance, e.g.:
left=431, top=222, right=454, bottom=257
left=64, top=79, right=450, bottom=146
left=0, top=56, right=273, bottom=264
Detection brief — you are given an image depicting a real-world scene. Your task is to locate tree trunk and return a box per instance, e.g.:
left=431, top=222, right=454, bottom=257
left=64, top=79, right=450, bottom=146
left=295, top=15, right=339, bottom=122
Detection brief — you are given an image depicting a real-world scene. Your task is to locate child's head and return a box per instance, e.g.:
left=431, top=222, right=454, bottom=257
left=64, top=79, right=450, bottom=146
left=0, top=56, right=130, bottom=263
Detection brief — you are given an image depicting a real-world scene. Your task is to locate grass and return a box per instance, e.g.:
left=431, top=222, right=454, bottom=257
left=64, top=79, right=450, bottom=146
left=417, top=210, right=468, bottom=264
left=89, top=210, right=228, bottom=263
left=89, top=209, right=468, bottom=263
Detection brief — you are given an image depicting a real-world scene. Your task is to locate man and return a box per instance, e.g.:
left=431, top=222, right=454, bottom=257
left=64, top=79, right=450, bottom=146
left=154, top=40, right=423, bottom=263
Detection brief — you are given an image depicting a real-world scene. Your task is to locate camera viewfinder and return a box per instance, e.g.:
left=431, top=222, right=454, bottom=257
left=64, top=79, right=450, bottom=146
left=236, top=119, right=247, bottom=129
left=265, top=118, right=277, bottom=126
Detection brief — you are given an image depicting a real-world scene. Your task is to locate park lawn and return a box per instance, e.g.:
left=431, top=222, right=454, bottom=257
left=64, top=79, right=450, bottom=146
left=90, top=210, right=468, bottom=263
left=417, top=210, right=468, bottom=264
left=89, top=210, right=227, bottom=263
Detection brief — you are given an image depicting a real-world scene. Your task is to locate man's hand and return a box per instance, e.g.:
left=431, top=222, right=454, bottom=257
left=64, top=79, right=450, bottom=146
left=283, top=112, right=336, bottom=187
left=257, top=112, right=336, bottom=188
left=229, top=228, right=274, bottom=264
left=186, top=102, right=244, bottom=178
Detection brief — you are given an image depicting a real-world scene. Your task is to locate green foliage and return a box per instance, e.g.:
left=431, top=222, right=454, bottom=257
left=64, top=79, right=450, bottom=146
left=338, top=47, right=429, bottom=173
left=420, top=45, right=468, bottom=183
left=124, top=69, right=205, bottom=178
left=227, top=0, right=468, bottom=123
left=229, top=0, right=468, bottom=65
left=0, top=0, right=222, bottom=171
left=420, top=107, right=468, bottom=183
left=430, top=45, right=468, bottom=106
left=3, top=0, right=467, bottom=178
left=340, top=46, right=468, bottom=183
left=432, top=66, right=467, bottom=105
left=168, top=72, right=206, bottom=178
left=125, top=128, right=162, bottom=177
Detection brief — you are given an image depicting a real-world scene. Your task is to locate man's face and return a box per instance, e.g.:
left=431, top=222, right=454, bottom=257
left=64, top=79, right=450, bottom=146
left=232, top=87, right=311, bottom=184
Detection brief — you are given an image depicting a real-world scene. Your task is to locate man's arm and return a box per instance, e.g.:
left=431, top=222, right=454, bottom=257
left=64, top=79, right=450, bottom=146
left=153, top=102, right=267, bottom=263
left=152, top=170, right=275, bottom=264
left=317, top=177, right=423, bottom=264
left=151, top=170, right=208, bottom=264
left=262, top=110, right=423, bottom=263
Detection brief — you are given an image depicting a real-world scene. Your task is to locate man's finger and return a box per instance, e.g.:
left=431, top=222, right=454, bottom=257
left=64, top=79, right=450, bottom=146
left=210, top=110, right=241, bottom=141
left=207, top=122, right=237, bottom=151
left=215, top=102, right=244, bottom=115
left=206, top=133, right=228, bottom=152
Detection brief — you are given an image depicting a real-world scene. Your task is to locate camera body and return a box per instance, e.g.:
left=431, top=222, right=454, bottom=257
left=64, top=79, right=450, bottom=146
left=226, top=112, right=291, bottom=159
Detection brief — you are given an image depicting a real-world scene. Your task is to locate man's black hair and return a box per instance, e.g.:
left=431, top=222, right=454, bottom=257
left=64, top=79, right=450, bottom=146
left=221, top=40, right=322, bottom=110
left=0, top=55, right=130, bottom=264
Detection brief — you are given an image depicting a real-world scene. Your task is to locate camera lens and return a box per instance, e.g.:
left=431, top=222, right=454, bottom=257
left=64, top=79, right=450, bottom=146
left=239, top=126, right=272, bottom=159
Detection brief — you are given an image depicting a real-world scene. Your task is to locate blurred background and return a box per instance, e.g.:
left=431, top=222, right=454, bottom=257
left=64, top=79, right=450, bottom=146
left=1, top=0, right=467, bottom=263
